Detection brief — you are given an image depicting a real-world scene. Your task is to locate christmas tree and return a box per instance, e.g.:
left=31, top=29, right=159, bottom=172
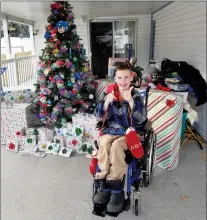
left=32, top=1, right=97, bottom=128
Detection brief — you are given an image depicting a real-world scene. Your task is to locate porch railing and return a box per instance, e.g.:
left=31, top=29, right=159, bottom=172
left=1, top=54, right=39, bottom=90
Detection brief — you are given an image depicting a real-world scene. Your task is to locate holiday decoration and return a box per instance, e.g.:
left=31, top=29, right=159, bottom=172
left=38, top=141, right=47, bottom=152
left=56, top=21, right=69, bottom=33
left=58, top=147, right=72, bottom=157
left=33, top=1, right=98, bottom=128
left=66, top=136, right=82, bottom=150
left=6, top=140, right=18, bottom=152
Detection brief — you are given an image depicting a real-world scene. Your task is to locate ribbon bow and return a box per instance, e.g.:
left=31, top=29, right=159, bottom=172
left=8, top=143, right=15, bottom=150
left=166, top=99, right=175, bottom=108
left=34, top=129, right=39, bottom=135
left=48, top=145, right=53, bottom=151
left=55, top=139, right=61, bottom=144
left=16, top=131, right=21, bottom=136
left=72, top=139, right=78, bottom=146
left=27, top=138, right=33, bottom=144
left=75, top=128, right=82, bottom=136
left=62, top=148, right=67, bottom=154
left=81, top=144, right=87, bottom=152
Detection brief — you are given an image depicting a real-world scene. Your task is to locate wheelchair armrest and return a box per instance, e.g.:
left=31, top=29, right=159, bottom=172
left=142, top=120, right=152, bottom=132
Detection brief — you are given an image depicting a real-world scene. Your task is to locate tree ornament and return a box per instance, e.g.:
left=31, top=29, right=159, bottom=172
left=56, top=21, right=69, bottom=33
left=51, top=28, right=58, bottom=41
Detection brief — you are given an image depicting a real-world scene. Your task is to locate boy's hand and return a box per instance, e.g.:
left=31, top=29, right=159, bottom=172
left=104, top=91, right=115, bottom=111
left=105, top=91, right=116, bottom=104
left=123, top=86, right=133, bottom=102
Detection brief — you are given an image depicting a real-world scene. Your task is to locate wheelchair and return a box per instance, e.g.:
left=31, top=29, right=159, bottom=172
left=91, top=86, right=157, bottom=217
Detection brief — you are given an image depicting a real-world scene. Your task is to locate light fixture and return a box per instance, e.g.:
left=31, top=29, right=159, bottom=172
left=33, top=30, right=39, bottom=36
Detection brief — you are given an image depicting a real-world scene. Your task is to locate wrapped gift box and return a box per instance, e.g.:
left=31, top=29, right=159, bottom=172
left=1, top=104, right=31, bottom=145
left=77, top=142, right=94, bottom=155
left=26, top=128, right=39, bottom=136
left=1, top=89, right=36, bottom=104
left=6, top=140, right=19, bottom=152
left=146, top=89, right=183, bottom=171
left=36, top=127, right=54, bottom=142
left=1, top=103, right=43, bottom=144
left=18, top=135, right=36, bottom=149
left=19, top=145, right=38, bottom=156
left=66, top=136, right=82, bottom=150
left=58, top=147, right=72, bottom=157
left=95, top=79, right=113, bottom=102
left=38, top=141, right=47, bottom=152
left=45, top=142, right=60, bottom=155
left=72, top=125, right=84, bottom=137
left=54, top=135, right=64, bottom=147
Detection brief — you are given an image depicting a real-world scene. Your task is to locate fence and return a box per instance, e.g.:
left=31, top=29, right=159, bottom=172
left=1, top=55, right=39, bottom=90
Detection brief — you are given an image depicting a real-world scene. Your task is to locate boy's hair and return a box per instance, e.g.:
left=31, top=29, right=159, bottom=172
left=114, top=64, right=132, bottom=76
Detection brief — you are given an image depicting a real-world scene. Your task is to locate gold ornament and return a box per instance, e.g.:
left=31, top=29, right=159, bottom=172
left=83, top=66, right=89, bottom=72
left=52, top=49, right=59, bottom=55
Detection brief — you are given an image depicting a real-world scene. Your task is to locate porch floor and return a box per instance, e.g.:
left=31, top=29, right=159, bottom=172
left=1, top=142, right=206, bottom=220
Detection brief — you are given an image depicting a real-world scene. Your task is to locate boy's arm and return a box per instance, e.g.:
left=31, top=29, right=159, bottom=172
left=130, top=92, right=147, bottom=126
left=95, top=99, right=112, bottom=120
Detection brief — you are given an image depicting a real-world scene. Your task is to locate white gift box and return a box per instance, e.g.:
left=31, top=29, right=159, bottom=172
left=19, top=145, right=38, bottom=155
left=6, top=140, right=19, bottom=152
left=54, top=135, right=64, bottom=148
left=72, top=125, right=84, bottom=137
left=26, top=128, right=39, bottom=136
left=58, top=147, right=72, bottom=157
left=18, top=135, right=36, bottom=149
left=66, top=136, right=82, bottom=150
left=45, top=142, right=60, bottom=155
left=36, top=127, right=54, bottom=142
left=37, top=141, right=47, bottom=152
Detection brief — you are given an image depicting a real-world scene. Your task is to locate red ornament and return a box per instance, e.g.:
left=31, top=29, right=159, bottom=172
left=16, top=131, right=21, bottom=136
left=51, top=2, right=60, bottom=9
left=8, top=142, right=15, bottom=150
left=48, top=24, right=52, bottom=30
left=72, top=139, right=78, bottom=146
left=56, top=60, right=65, bottom=66
left=72, top=89, right=77, bottom=95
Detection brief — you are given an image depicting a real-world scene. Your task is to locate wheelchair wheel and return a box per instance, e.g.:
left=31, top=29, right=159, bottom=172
left=134, top=199, right=139, bottom=216
left=143, top=130, right=157, bottom=187
left=92, top=183, right=98, bottom=204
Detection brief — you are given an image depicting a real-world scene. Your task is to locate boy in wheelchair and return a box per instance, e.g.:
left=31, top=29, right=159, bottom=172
left=93, top=65, right=147, bottom=216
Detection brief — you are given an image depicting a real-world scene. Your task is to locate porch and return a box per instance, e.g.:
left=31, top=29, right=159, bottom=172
left=0, top=2, right=206, bottom=220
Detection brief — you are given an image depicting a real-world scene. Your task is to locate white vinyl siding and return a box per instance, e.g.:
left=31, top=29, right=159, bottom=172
left=153, top=1, right=206, bottom=140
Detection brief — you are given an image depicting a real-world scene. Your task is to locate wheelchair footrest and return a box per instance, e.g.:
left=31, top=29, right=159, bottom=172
left=92, top=203, right=107, bottom=217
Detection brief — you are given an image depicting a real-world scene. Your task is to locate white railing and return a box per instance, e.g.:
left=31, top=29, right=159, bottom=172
left=1, top=54, right=39, bottom=91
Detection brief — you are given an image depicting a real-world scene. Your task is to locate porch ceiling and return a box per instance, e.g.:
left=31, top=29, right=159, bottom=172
left=1, top=1, right=169, bottom=22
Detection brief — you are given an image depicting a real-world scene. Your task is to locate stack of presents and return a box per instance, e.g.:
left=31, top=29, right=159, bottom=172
left=5, top=113, right=99, bottom=158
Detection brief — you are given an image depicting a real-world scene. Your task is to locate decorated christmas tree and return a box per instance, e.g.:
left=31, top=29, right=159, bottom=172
left=32, top=1, right=97, bottom=128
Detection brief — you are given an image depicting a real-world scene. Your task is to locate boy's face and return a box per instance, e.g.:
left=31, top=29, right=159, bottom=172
left=114, top=69, right=133, bottom=91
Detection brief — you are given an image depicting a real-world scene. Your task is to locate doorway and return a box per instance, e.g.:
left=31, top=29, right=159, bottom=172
left=90, top=20, right=136, bottom=79
left=90, top=22, right=113, bottom=78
